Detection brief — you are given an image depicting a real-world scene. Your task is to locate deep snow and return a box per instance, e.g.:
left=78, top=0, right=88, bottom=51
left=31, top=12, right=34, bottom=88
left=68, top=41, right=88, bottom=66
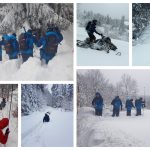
left=22, top=107, right=73, bottom=147
left=77, top=107, right=150, bottom=147
left=0, top=97, right=18, bottom=147
left=0, top=25, right=73, bottom=81
left=77, top=27, right=129, bottom=66
left=133, top=25, right=150, bottom=66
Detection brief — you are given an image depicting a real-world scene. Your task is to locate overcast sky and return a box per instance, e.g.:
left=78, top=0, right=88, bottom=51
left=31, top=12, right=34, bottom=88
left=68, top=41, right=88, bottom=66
left=78, top=69, right=150, bottom=96
left=78, top=3, right=129, bottom=20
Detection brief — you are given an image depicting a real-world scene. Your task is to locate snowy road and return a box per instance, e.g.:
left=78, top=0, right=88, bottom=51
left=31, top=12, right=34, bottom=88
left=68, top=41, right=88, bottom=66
left=77, top=27, right=129, bottom=66
left=22, top=107, right=73, bottom=147
left=77, top=107, right=150, bottom=147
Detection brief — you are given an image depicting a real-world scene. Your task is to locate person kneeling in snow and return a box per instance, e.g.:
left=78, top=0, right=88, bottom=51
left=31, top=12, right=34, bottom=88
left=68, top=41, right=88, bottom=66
left=43, top=112, right=50, bottom=123
left=0, top=118, right=10, bottom=145
left=37, top=26, right=63, bottom=65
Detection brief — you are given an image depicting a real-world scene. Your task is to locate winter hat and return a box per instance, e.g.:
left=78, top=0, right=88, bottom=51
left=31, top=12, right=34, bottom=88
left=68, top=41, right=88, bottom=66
left=0, top=118, right=9, bottom=129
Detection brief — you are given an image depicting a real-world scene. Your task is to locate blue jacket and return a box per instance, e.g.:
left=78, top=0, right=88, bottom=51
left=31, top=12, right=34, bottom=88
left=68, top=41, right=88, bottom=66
left=111, top=96, right=122, bottom=109
left=125, top=99, right=135, bottom=110
left=92, top=92, right=104, bottom=110
left=7, top=35, right=19, bottom=56
left=135, top=99, right=143, bottom=110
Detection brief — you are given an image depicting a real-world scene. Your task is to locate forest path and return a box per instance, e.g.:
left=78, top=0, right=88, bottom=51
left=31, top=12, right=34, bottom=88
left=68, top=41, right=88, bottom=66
left=21, top=107, right=73, bottom=147
left=77, top=107, right=150, bottom=147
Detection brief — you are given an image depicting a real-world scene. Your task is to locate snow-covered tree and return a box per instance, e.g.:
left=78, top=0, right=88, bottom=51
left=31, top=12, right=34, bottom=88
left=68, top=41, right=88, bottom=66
left=0, top=3, right=73, bottom=34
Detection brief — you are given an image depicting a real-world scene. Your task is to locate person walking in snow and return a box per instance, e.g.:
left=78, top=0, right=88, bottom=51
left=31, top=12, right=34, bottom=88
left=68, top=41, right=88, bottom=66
left=37, top=26, right=63, bottom=65
left=3, top=33, right=19, bottom=60
left=135, top=97, right=144, bottom=116
left=86, top=19, right=103, bottom=43
left=92, top=92, right=104, bottom=116
left=19, top=29, right=34, bottom=62
left=125, top=98, right=135, bottom=116
left=0, top=118, right=10, bottom=145
left=43, top=112, right=50, bottom=122
left=111, top=96, right=122, bottom=117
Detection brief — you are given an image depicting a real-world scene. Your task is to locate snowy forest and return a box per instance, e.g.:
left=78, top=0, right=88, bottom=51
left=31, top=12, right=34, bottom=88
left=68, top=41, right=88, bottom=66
left=21, top=84, right=73, bottom=115
left=77, top=70, right=150, bottom=108
left=132, top=3, right=150, bottom=40
left=0, top=84, right=18, bottom=147
left=0, top=3, right=73, bottom=81
left=0, top=3, right=73, bottom=33
left=77, top=5, right=129, bottom=41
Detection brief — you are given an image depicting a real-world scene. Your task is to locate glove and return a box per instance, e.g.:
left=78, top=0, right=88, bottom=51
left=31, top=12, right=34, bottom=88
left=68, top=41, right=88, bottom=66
left=5, top=128, right=10, bottom=135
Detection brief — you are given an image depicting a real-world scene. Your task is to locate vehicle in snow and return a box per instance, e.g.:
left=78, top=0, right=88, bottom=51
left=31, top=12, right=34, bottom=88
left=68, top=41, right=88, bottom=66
left=77, top=35, right=117, bottom=53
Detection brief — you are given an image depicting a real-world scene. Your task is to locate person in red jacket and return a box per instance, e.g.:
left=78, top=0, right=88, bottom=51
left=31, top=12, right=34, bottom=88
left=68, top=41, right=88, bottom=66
left=0, top=118, right=10, bottom=145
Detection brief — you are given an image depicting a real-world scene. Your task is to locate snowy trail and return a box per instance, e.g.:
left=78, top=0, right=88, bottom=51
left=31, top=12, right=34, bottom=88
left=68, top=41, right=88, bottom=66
left=133, top=25, right=150, bottom=66
left=0, top=26, right=73, bottom=81
left=22, top=107, right=73, bottom=147
left=78, top=107, right=150, bottom=147
left=77, top=27, right=129, bottom=66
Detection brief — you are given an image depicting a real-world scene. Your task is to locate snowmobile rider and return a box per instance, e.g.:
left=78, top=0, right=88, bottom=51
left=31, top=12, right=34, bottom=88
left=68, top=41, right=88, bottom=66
left=125, top=97, right=135, bottom=116
left=86, top=19, right=103, bottom=43
left=92, top=92, right=104, bottom=116
left=111, top=96, right=122, bottom=117
left=0, top=118, right=10, bottom=145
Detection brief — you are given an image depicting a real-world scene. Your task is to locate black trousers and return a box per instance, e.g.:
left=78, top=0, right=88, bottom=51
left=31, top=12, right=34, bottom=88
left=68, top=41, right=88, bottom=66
left=112, top=108, right=120, bottom=117
left=87, top=32, right=96, bottom=42
left=136, top=109, right=141, bottom=116
left=127, top=109, right=131, bottom=116
left=95, top=109, right=103, bottom=116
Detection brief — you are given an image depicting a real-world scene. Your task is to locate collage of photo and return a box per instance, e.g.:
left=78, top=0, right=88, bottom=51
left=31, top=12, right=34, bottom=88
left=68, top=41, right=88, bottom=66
left=0, top=2, right=150, bottom=149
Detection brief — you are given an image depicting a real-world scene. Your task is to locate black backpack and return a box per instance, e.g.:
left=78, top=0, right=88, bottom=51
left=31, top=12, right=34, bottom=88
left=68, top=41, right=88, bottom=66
left=19, top=33, right=28, bottom=50
left=45, top=33, right=58, bottom=53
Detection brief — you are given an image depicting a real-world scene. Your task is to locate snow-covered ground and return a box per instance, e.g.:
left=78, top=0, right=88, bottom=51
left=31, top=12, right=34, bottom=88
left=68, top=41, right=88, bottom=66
left=0, top=98, right=18, bottom=147
left=22, top=107, right=73, bottom=147
left=133, top=25, right=150, bottom=66
left=0, top=25, right=73, bottom=81
left=77, top=107, right=150, bottom=147
left=77, top=27, right=129, bottom=66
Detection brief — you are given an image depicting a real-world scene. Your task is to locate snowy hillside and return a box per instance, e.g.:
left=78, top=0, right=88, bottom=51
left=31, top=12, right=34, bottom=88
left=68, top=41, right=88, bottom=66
left=77, top=107, right=150, bottom=147
left=0, top=26, right=73, bottom=81
left=133, top=25, right=150, bottom=66
left=0, top=98, right=18, bottom=147
left=77, top=27, right=129, bottom=66
left=22, top=107, right=73, bottom=147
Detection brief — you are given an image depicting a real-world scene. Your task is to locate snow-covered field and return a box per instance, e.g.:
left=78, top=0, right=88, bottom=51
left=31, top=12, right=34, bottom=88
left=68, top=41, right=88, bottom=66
left=0, top=25, right=73, bottom=81
left=77, top=27, right=129, bottom=66
left=0, top=98, right=18, bottom=147
left=77, top=107, right=150, bottom=147
left=133, top=25, right=150, bottom=66
left=22, top=107, right=73, bottom=147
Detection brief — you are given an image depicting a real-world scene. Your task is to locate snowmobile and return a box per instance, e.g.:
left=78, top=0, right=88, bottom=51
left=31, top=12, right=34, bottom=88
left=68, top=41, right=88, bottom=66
left=77, top=35, right=118, bottom=54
